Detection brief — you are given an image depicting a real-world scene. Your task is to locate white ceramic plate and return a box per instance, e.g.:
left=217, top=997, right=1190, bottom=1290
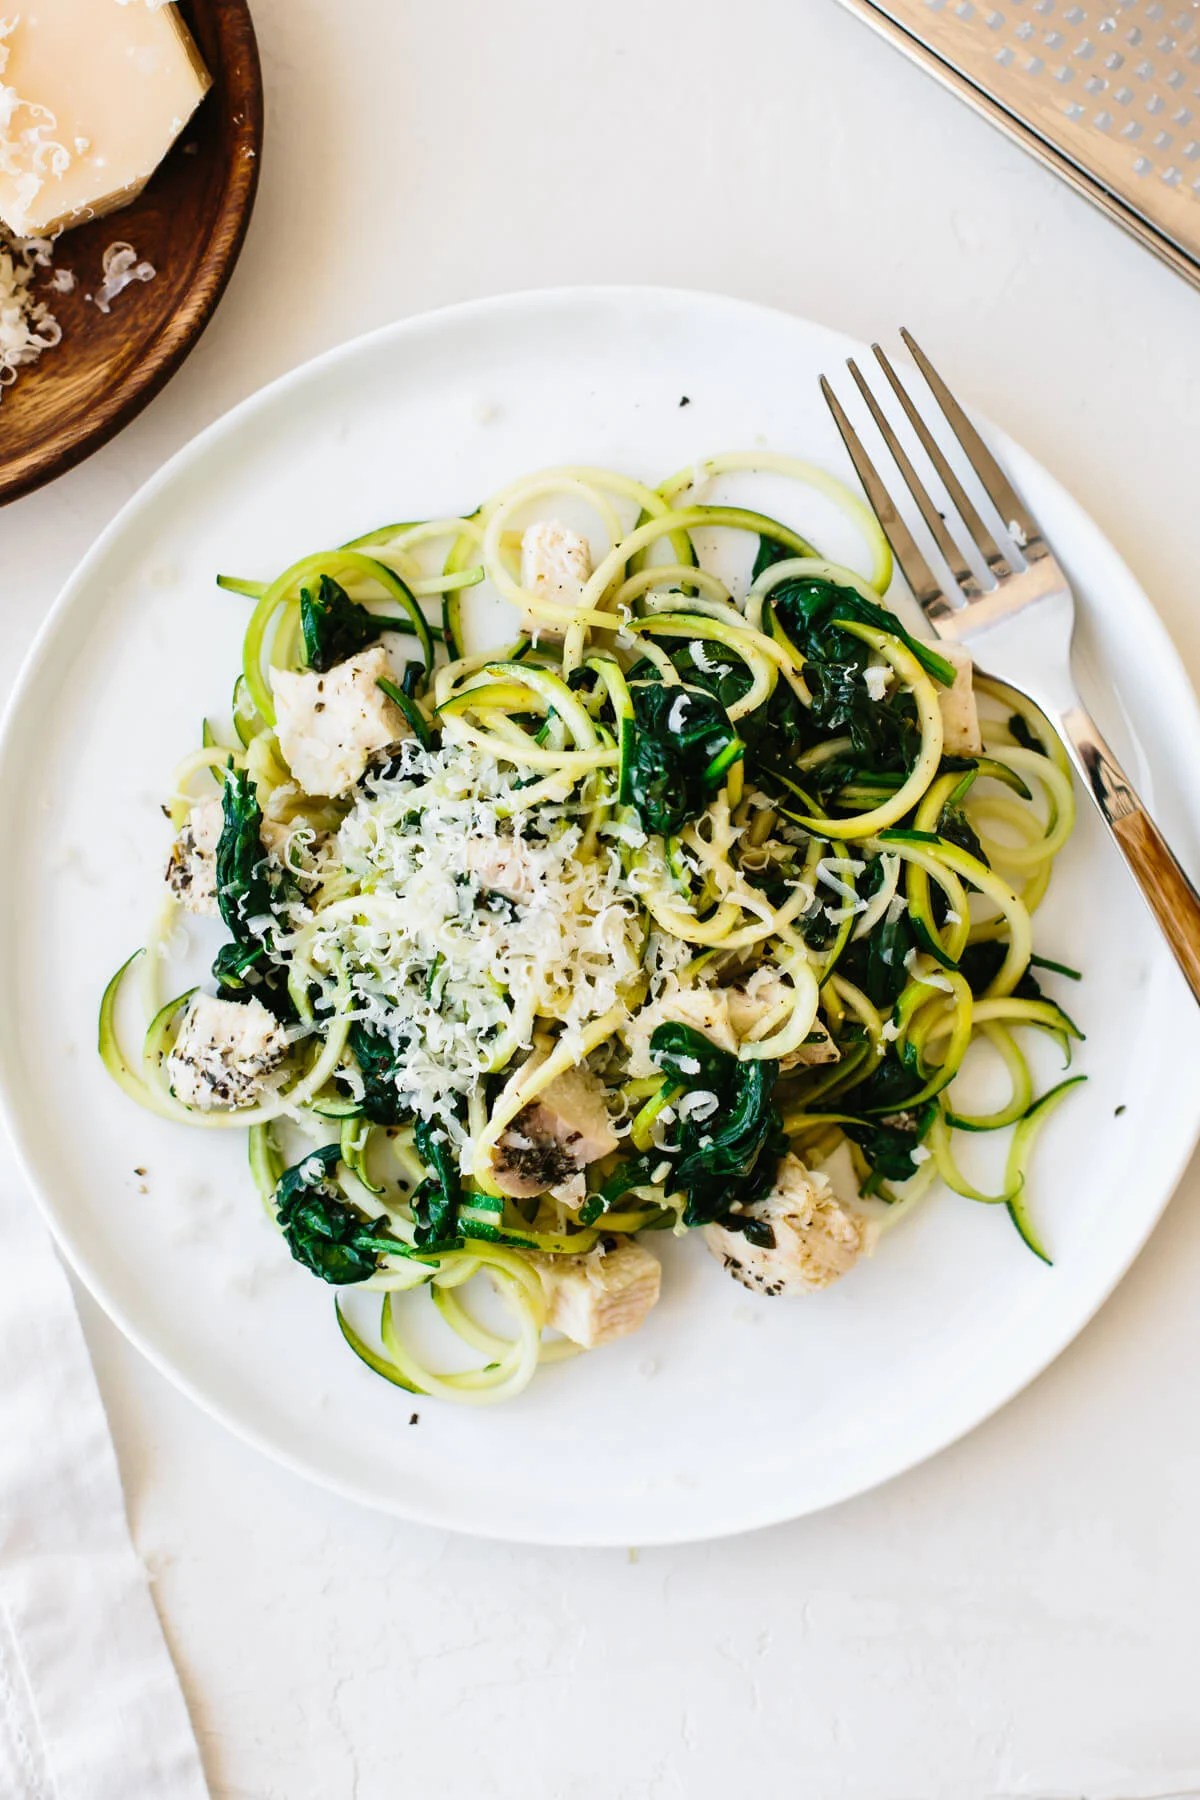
left=2, top=288, right=1198, bottom=1546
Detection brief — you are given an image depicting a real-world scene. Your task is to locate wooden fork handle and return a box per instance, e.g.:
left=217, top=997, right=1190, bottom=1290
left=1061, top=704, right=1200, bottom=1003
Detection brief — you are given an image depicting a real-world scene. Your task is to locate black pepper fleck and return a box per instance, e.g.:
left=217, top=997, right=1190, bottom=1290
left=1115, top=1104, right=1126, bottom=1117
left=679, top=395, right=690, bottom=407
left=409, top=1412, right=420, bottom=1426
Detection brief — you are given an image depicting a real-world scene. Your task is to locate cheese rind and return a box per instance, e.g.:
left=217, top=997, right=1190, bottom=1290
left=0, top=2, right=211, bottom=237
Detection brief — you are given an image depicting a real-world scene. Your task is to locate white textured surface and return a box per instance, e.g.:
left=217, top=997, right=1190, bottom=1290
left=3, top=0, right=1200, bottom=1794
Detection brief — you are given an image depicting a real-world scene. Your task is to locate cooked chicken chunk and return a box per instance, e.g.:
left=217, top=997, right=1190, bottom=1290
left=534, top=1236, right=661, bottom=1348
left=934, top=642, right=982, bottom=757
left=704, top=1153, right=876, bottom=1296
left=724, top=968, right=840, bottom=1071
left=493, top=1068, right=618, bottom=1200
left=165, top=796, right=224, bottom=916
left=167, top=993, right=289, bottom=1111
left=625, top=982, right=738, bottom=1079
left=518, top=520, right=593, bottom=638
left=271, top=646, right=406, bottom=799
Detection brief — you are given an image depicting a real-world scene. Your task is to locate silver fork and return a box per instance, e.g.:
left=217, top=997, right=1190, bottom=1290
left=820, top=329, right=1200, bottom=1005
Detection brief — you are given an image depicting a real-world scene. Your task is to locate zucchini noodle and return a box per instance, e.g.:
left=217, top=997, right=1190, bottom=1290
left=100, top=451, right=1084, bottom=1406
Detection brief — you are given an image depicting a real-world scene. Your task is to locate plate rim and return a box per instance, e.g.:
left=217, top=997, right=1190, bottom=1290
left=3, top=282, right=1198, bottom=1545
left=0, top=0, right=264, bottom=507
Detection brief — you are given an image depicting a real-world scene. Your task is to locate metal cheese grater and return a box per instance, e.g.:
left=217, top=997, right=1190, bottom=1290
left=834, top=0, right=1200, bottom=288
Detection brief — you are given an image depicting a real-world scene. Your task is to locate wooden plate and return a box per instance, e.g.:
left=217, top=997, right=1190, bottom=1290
left=0, top=0, right=263, bottom=506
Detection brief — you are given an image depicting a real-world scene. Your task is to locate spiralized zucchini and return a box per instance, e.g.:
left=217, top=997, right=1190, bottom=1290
left=100, top=455, right=1084, bottom=1406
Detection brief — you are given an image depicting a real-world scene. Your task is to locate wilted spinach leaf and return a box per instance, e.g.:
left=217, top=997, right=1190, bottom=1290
left=757, top=544, right=953, bottom=686
left=843, top=1101, right=937, bottom=1184
left=938, top=802, right=988, bottom=870
left=347, top=1021, right=410, bottom=1125
left=957, top=940, right=1049, bottom=1003
left=1008, top=712, right=1045, bottom=755
left=579, top=1151, right=664, bottom=1225
left=300, top=574, right=413, bottom=673
left=210, top=766, right=295, bottom=1016
left=215, top=766, right=272, bottom=942
left=836, top=858, right=919, bottom=1009
left=411, top=1116, right=461, bottom=1249
left=275, top=1144, right=402, bottom=1284
left=625, top=682, right=743, bottom=836
left=649, top=1021, right=785, bottom=1227
left=847, top=1046, right=927, bottom=1116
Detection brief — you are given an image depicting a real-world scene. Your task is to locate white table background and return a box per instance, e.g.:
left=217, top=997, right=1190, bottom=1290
left=5, top=2, right=1200, bottom=1796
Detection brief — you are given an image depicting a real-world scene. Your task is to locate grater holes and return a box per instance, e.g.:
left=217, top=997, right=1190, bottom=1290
left=888, top=0, right=1200, bottom=227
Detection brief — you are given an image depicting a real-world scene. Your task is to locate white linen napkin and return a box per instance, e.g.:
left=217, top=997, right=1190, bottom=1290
left=0, top=1167, right=209, bottom=1800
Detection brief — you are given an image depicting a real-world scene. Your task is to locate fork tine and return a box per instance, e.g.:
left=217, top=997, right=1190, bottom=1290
left=899, top=329, right=1045, bottom=561
left=871, top=344, right=1015, bottom=585
left=848, top=358, right=981, bottom=602
left=819, top=375, right=956, bottom=628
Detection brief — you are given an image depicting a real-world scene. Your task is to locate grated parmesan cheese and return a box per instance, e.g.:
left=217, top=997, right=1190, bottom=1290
left=267, top=741, right=686, bottom=1169
left=0, top=227, right=60, bottom=393
left=814, top=856, right=866, bottom=906
left=863, top=663, right=892, bottom=703
left=677, top=1088, right=719, bottom=1122
left=89, top=238, right=154, bottom=313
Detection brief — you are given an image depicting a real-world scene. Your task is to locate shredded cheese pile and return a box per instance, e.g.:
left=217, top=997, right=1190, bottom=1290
left=271, top=742, right=689, bottom=1165
left=0, top=226, right=60, bottom=392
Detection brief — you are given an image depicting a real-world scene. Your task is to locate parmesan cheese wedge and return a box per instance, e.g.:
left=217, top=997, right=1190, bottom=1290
left=0, top=3, right=210, bottom=238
